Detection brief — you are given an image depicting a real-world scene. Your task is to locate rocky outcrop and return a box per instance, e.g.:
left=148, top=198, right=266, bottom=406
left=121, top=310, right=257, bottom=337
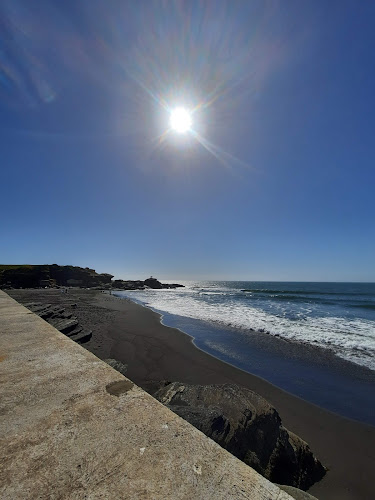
left=0, top=265, right=113, bottom=289
left=144, top=277, right=184, bottom=289
left=0, top=265, right=184, bottom=291
left=112, top=280, right=146, bottom=290
left=112, top=277, right=184, bottom=290
left=153, top=382, right=326, bottom=491
left=24, top=302, right=92, bottom=344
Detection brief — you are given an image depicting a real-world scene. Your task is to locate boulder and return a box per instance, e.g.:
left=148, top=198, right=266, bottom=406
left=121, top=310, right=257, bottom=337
left=153, top=382, right=326, bottom=490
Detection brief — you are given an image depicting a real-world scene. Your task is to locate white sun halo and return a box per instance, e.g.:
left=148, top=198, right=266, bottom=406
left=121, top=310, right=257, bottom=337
left=170, top=107, right=192, bottom=133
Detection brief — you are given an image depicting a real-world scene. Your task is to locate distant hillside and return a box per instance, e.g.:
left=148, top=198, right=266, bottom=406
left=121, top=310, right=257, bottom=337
left=0, top=264, right=113, bottom=289
left=0, top=265, right=35, bottom=271
left=0, top=265, right=184, bottom=290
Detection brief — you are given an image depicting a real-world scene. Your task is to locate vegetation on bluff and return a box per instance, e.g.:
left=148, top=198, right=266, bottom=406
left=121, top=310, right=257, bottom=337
left=0, top=264, right=113, bottom=289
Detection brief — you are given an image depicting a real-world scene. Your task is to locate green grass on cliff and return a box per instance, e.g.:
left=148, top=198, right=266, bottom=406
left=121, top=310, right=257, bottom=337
left=0, top=265, right=36, bottom=271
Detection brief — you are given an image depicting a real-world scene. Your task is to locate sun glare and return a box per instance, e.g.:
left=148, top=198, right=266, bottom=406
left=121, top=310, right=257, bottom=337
left=170, top=107, right=192, bottom=133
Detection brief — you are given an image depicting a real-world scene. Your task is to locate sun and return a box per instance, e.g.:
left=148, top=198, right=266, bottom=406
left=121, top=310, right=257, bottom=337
left=169, top=107, right=192, bottom=133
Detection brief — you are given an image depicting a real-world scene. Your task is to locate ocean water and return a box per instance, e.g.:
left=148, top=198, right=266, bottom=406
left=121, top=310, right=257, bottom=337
left=116, top=281, right=375, bottom=370
left=114, top=281, right=375, bottom=423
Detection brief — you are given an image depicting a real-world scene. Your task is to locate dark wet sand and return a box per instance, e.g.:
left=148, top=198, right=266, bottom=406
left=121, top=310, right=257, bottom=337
left=8, top=289, right=375, bottom=500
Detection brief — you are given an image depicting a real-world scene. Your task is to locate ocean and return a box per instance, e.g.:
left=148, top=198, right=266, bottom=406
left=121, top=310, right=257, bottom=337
left=114, top=281, right=375, bottom=424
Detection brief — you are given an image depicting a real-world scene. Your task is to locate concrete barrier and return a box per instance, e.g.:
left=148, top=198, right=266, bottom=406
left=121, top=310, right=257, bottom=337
left=0, top=290, right=293, bottom=499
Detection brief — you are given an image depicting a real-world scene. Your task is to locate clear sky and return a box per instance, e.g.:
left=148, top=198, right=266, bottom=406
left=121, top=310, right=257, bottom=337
left=1, top=0, right=374, bottom=281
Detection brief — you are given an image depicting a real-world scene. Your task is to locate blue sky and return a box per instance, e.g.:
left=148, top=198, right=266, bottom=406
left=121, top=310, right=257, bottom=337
left=1, top=0, right=374, bottom=281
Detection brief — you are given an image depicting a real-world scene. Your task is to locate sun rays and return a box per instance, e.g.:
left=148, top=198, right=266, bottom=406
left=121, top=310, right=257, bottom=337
left=141, top=85, right=252, bottom=172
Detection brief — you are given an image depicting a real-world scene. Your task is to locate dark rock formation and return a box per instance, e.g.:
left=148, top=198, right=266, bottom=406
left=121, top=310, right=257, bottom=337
left=0, top=265, right=184, bottom=291
left=153, top=382, right=326, bottom=491
left=144, top=277, right=184, bottom=289
left=0, top=265, right=113, bottom=289
left=144, top=277, right=163, bottom=289
left=24, top=302, right=92, bottom=344
left=112, top=277, right=184, bottom=290
left=112, top=280, right=146, bottom=290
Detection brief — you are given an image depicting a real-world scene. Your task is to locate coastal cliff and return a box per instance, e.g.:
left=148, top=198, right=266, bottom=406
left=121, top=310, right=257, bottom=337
left=0, top=265, right=183, bottom=291
left=0, top=264, right=113, bottom=289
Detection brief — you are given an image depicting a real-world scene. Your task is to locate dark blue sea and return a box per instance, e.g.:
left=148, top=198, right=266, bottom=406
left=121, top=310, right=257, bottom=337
left=115, top=281, right=375, bottom=425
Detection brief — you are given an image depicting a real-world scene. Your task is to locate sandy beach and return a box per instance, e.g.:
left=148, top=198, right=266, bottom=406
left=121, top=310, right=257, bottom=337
left=8, top=288, right=375, bottom=500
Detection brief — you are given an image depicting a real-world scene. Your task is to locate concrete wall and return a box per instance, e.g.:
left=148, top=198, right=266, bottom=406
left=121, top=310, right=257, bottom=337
left=0, top=290, right=293, bottom=499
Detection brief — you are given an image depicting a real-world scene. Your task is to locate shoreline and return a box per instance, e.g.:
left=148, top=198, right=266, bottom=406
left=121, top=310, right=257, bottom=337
left=114, top=291, right=375, bottom=425
left=7, top=288, right=375, bottom=500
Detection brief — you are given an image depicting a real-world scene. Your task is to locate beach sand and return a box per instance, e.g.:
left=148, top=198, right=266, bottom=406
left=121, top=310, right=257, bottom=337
left=8, top=289, right=375, bottom=500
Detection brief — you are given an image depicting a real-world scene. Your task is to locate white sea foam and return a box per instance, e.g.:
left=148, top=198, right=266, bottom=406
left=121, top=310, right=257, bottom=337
left=115, top=283, right=375, bottom=371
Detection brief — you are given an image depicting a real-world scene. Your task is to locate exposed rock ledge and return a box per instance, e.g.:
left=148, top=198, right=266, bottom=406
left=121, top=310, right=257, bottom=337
left=151, top=382, right=326, bottom=491
left=24, top=302, right=92, bottom=344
